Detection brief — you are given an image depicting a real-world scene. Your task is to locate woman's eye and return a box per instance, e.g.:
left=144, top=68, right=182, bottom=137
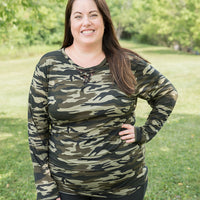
left=75, top=15, right=82, bottom=19
left=90, top=14, right=98, bottom=18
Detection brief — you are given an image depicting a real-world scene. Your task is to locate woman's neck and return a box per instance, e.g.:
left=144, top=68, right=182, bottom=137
left=66, top=43, right=105, bottom=68
left=73, top=42, right=104, bottom=56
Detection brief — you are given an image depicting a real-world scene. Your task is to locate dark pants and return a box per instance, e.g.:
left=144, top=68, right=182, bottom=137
left=60, top=181, right=148, bottom=200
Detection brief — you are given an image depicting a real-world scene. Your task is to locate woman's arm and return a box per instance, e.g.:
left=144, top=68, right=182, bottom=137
left=28, top=61, right=59, bottom=200
left=133, top=61, right=178, bottom=144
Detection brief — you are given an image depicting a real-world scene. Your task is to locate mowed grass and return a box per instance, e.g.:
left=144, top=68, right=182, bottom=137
left=0, top=41, right=200, bottom=199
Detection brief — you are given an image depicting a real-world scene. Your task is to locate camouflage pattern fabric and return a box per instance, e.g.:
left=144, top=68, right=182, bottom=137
left=28, top=48, right=178, bottom=199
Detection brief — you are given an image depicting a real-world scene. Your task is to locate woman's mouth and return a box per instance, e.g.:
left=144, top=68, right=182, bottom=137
left=81, top=30, right=95, bottom=35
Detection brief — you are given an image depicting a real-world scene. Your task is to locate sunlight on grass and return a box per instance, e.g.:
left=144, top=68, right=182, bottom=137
left=0, top=133, right=12, bottom=141
left=160, top=146, right=170, bottom=152
left=0, top=172, right=13, bottom=180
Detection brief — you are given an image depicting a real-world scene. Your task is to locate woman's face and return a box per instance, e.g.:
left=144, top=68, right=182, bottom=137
left=70, top=0, right=104, bottom=47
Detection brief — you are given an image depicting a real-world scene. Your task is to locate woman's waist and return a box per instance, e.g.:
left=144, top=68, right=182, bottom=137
left=49, top=142, right=144, bottom=172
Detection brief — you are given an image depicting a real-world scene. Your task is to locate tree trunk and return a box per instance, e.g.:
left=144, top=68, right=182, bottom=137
left=116, top=24, right=123, bottom=40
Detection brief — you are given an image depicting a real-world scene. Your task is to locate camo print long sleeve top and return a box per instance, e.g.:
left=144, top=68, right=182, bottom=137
left=28, top=48, right=178, bottom=200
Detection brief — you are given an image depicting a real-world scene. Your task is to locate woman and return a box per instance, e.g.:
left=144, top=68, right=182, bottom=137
left=28, top=0, right=178, bottom=199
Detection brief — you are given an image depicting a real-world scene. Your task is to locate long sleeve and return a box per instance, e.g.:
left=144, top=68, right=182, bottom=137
left=133, top=60, right=178, bottom=144
left=28, top=61, right=59, bottom=200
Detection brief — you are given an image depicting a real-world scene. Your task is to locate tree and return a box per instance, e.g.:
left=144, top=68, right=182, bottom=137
left=107, top=0, right=135, bottom=39
left=0, top=0, right=65, bottom=46
left=126, top=0, right=200, bottom=51
left=0, top=0, right=37, bottom=44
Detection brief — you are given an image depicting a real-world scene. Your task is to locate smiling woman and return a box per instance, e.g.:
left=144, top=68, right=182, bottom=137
left=65, top=0, right=105, bottom=68
left=28, top=0, right=178, bottom=200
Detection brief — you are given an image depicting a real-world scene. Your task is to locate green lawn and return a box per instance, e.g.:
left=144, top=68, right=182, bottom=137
left=0, top=41, right=200, bottom=199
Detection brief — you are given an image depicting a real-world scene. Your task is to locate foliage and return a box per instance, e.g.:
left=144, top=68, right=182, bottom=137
left=0, top=0, right=200, bottom=51
left=133, top=0, right=200, bottom=51
left=108, top=0, right=200, bottom=51
left=0, top=0, right=65, bottom=47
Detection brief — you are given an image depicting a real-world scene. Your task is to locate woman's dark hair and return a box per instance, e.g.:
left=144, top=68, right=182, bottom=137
left=62, top=0, right=146, bottom=95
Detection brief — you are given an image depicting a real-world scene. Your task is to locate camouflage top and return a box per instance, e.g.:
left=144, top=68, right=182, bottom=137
left=28, top=48, right=178, bottom=199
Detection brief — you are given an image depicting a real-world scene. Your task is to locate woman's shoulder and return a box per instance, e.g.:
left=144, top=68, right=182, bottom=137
left=37, top=49, right=65, bottom=66
left=124, top=50, right=148, bottom=70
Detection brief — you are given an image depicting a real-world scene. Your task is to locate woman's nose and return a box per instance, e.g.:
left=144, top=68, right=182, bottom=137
left=82, top=16, right=91, bottom=26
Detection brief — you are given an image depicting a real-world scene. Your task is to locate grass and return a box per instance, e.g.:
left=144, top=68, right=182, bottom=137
left=0, top=41, right=200, bottom=199
left=0, top=44, right=60, bottom=61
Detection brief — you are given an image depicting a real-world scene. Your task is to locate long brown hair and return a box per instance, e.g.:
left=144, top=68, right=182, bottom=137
left=62, top=0, right=146, bottom=95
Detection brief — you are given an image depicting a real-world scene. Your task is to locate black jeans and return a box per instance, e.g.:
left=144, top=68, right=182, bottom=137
left=60, top=181, right=148, bottom=200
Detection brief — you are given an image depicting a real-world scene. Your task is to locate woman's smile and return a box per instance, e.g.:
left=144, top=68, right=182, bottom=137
left=81, top=29, right=95, bottom=35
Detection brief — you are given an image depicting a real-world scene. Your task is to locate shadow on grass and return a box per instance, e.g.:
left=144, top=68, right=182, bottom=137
left=139, top=47, right=193, bottom=55
left=0, top=113, right=199, bottom=199
left=0, top=116, right=36, bottom=199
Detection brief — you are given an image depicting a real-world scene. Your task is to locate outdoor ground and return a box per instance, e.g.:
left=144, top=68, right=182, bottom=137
left=0, top=41, right=199, bottom=199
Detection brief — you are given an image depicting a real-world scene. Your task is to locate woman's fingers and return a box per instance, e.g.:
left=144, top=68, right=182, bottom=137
left=120, top=133, right=135, bottom=143
left=121, top=124, right=133, bottom=129
left=119, top=124, right=135, bottom=143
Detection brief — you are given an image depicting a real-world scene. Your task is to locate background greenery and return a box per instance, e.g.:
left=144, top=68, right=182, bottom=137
left=0, top=41, right=200, bottom=199
left=0, top=0, right=200, bottom=52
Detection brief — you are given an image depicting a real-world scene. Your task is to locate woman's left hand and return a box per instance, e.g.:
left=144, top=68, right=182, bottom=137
left=119, top=124, right=135, bottom=143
